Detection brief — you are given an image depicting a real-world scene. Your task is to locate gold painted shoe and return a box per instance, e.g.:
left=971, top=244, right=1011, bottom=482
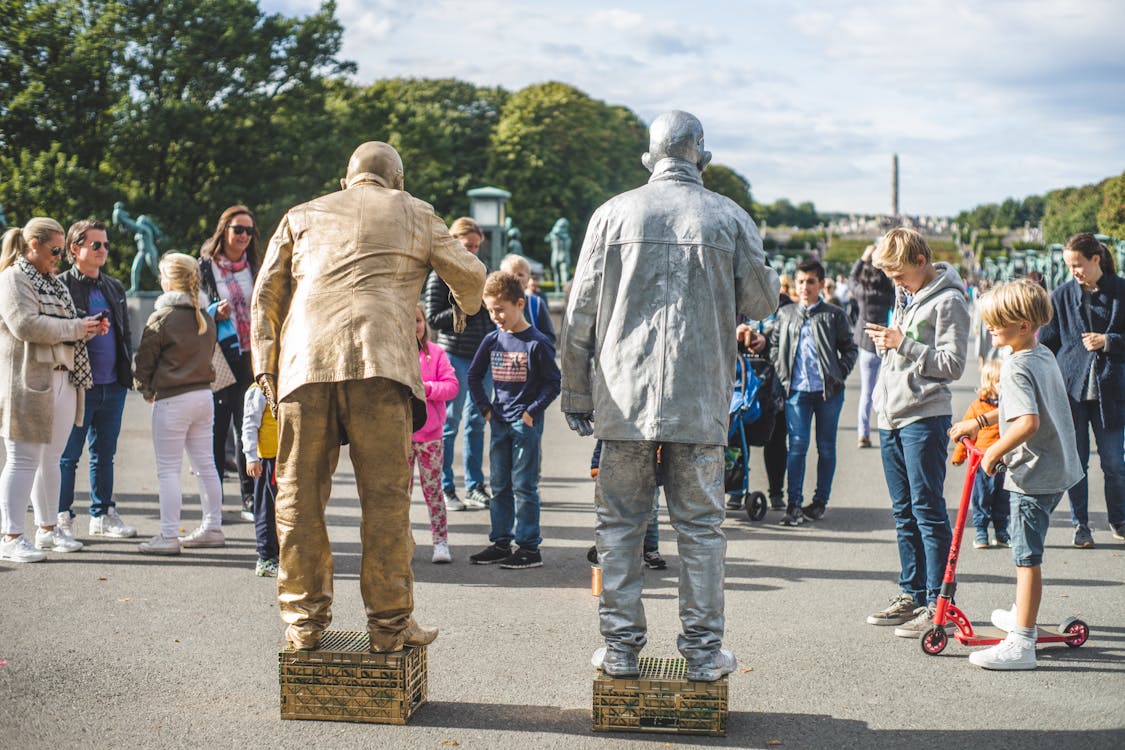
left=369, top=618, right=439, bottom=652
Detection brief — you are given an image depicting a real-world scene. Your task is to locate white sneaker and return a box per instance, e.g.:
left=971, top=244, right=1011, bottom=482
left=0, top=535, right=47, bottom=563
left=179, top=527, right=225, bottom=548
left=57, top=512, right=78, bottom=539
left=968, top=633, right=1037, bottom=670
left=89, top=509, right=137, bottom=538
left=35, top=527, right=83, bottom=553
left=990, top=604, right=1017, bottom=633
left=432, top=541, right=452, bottom=564
left=138, top=534, right=181, bottom=555
left=687, top=649, right=738, bottom=681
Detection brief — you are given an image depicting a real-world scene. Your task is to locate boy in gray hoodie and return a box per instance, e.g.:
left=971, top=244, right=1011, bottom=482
left=862, top=229, right=970, bottom=637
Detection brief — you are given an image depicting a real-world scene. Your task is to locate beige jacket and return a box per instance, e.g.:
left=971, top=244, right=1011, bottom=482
left=252, top=176, right=486, bottom=405
left=0, top=266, right=89, bottom=443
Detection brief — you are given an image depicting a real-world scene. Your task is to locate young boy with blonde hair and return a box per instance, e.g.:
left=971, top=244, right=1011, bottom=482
left=950, top=279, right=1083, bottom=669
left=864, top=228, right=970, bottom=637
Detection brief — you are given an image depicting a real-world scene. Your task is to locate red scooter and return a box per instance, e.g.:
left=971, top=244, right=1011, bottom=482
left=919, top=438, right=1090, bottom=655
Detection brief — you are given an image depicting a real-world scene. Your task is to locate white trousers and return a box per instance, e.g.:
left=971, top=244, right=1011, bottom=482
left=1, top=371, right=77, bottom=535
left=151, top=389, right=223, bottom=538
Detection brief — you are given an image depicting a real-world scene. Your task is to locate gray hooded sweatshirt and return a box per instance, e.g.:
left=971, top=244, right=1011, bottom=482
left=872, top=263, right=970, bottom=430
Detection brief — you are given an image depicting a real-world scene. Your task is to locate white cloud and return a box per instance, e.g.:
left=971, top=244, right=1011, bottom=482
left=261, top=0, right=1125, bottom=214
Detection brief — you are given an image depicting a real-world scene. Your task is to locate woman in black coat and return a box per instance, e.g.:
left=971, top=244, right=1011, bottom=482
left=1039, top=232, right=1125, bottom=548
left=199, top=205, right=260, bottom=519
left=850, top=244, right=895, bottom=448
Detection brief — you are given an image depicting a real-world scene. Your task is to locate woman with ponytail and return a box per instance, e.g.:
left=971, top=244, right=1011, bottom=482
left=1039, top=232, right=1125, bottom=548
left=133, top=253, right=223, bottom=555
left=0, top=218, right=103, bottom=562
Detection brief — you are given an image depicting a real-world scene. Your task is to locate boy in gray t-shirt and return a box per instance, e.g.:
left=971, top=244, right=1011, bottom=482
left=950, top=279, right=1082, bottom=671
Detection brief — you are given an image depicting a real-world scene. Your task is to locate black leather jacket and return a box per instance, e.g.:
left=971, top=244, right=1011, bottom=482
left=60, top=266, right=133, bottom=388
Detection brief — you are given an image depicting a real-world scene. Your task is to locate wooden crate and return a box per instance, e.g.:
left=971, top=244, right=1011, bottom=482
left=592, top=657, right=727, bottom=736
left=279, top=630, right=426, bottom=724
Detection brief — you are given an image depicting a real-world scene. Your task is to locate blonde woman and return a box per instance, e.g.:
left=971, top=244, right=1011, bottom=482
left=133, top=253, right=222, bottom=554
left=0, top=218, right=103, bottom=562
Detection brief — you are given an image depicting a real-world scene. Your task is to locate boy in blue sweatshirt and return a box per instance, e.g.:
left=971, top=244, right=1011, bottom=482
left=468, top=272, right=561, bottom=569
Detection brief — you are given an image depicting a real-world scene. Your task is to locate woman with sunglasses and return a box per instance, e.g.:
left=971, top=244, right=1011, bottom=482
left=199, top=205, right=260, bottom=520
left=0, top=218, right=105, bottom=562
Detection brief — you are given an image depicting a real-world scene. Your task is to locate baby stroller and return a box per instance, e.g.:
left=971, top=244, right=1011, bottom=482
left=724, top=353, right=779, bottom=521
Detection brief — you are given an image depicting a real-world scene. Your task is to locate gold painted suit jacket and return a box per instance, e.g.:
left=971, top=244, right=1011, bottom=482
left=251, top=176, right=486, bottom=405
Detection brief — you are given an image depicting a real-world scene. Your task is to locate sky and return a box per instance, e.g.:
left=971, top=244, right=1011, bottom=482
left=264, top=0, right=1125, bottom=217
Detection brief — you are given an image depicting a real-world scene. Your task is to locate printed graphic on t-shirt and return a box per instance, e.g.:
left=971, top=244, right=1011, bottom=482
left=491, top=350, right=528, bottom=382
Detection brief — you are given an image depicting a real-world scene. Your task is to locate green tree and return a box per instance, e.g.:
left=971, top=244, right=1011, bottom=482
left=702, top=164, right=754, bottom=218
left=107, top=0, right=353, bottom=246
left=1042, top=182, right=1105, bottom=244
left=994, top=197, right=1021, bottom=228
left=1019, top=195, right=1045, bottom=227
left=331, top=78, right=507, bottom=221
left=488, top=82, right=648, bottom=261
left=1096, top=171, right=1125, bottom=239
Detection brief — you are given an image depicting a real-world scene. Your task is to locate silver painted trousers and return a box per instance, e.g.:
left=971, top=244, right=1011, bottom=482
left=595, top=440, right=726, bottom=664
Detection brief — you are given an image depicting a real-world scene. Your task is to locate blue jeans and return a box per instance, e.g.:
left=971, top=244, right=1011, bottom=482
left=442, top=353, right=491, bottom=494
left=1065, top=399, right=1125, bottom=528
left=1010, top=491, right=1062, bottom=567
left=856, top=349, right=881, bottom=438
left=879, top=416, right=953, bottom=606
left=784, top=390, right=844, bottom=507
left=971, top=468, right=1010, bottom=533
left=58, top=382, right=127, bottom=518
left=488, top=418, right=543, bottom=549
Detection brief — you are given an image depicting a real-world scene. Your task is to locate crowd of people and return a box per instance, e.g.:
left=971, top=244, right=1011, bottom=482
left=0, top=183, right=1120, bottom=674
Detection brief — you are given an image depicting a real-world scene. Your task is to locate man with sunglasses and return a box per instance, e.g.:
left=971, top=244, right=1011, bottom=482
left=57, top=219, right=137, bottom=540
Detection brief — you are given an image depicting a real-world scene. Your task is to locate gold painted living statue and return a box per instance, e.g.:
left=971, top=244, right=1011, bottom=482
left=251, top=142, right=486, bottom=652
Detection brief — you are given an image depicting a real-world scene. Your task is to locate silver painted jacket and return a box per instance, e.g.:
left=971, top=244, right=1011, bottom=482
left=561, top=159, right=780, bottom=445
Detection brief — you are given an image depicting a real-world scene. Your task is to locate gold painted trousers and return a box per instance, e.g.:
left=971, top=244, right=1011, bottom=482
left=275, top=377, right=415, bottom=650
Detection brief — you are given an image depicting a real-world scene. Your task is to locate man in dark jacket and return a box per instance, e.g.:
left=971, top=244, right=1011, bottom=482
left=767, top=258, right=857, bottom=525
left=57, top=219, right=137, bottom=540
left=424, top=217, right=495, bottom=511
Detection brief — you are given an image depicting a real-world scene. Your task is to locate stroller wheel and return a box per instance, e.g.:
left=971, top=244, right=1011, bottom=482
left=746, top=492, right=768, bottom=522
left=919, top=625, right=948, bottom=655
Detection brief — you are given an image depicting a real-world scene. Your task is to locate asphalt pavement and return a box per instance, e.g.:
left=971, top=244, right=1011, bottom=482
left=1, top=359, right=1123, bottom=749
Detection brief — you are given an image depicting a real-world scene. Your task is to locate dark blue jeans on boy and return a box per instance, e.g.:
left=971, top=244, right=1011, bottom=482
left=254, top=457, right=278, bottom=561
left=879, top=415, right=953, bottom=606
left=784, top=389, right=844, bottom=508
left=58, top=382, right=128, bottom=518
left=972, top=469, right=1010, bottom=535
left=489, top=419, right=543, bottom=551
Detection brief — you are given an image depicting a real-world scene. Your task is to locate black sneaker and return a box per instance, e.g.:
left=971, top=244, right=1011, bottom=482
left=769, top=495, right=786, bottom=511
left=464, top=486, right=491, bottom=510
left=780, top=506, right=803, bottom=526
left=499, top=547, right=542, bottom=569
left=642, top=549, right=667, bottom=570
left=469, top=543, right=511, bottom=564
left=725, top=495, right=742, bottom=511
left=801, top=501, right=826, bottom=521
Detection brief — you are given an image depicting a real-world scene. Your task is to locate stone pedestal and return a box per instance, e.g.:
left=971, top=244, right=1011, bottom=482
left=125, top=291, right=160, bottom=351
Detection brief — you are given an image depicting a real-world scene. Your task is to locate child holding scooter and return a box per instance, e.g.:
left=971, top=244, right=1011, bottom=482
left=949, top=279, right=1083, bottom=670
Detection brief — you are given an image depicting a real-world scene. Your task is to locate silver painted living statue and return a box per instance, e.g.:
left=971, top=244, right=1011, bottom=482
left=560, top=110, right=780, bottom=681
left=546, top=217, right=571, bottom=287
left=112, top=202, right=166, bottom=293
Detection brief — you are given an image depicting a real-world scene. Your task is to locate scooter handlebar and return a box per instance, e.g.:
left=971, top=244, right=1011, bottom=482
left=960, top=437, right=1005, bottom=472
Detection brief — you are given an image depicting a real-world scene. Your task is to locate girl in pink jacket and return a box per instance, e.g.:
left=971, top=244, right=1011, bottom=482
left=412, top=304, right=459, bottom=563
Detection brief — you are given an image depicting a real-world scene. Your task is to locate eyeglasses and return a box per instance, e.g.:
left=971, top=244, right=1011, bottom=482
left=86, top=241, right=110, bottom=251
left=228, top=225, right=255, bottom=236
left=49, top=246, right=63, bottom=257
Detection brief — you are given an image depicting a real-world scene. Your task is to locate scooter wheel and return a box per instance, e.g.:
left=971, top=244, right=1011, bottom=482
left=1062, top=619, right=1089, bottom=648
left=920, top=625, right=948, bottom=655
left=746, top=492, right=768, bottom=522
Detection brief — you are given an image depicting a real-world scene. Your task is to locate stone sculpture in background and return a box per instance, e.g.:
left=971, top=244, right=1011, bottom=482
left=547, top=217, right=572, bottom=287
left=112, top=202, right=166, bottom=293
